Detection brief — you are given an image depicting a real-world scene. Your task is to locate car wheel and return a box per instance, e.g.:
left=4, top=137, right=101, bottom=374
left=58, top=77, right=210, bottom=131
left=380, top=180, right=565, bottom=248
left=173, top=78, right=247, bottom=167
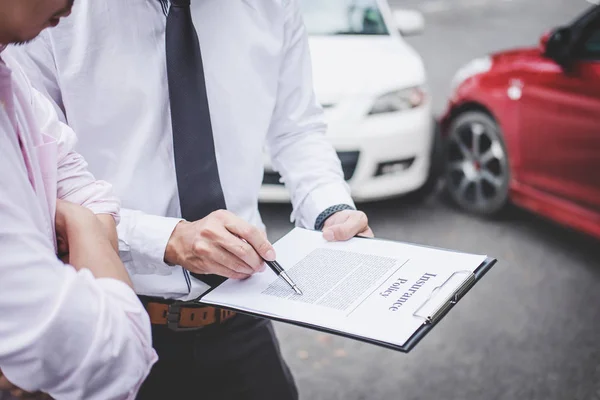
left=444, top=111, right=510, bottom=215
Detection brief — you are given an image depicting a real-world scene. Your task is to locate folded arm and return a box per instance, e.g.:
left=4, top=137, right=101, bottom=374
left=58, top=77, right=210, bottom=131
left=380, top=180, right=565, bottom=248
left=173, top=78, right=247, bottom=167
left=6, top=42, right=190, bottom=297
left=0, top=130, right=156, bottom=399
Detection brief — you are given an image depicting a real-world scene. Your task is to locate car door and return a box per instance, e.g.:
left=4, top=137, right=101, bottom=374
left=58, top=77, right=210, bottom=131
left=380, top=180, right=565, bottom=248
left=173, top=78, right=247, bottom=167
left=518, top=13, right=600, bottom=212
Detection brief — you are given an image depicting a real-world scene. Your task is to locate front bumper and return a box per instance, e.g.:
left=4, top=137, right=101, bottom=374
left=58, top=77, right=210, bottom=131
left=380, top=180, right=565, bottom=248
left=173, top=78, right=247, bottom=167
left=260, top=103, right=434, bottom=203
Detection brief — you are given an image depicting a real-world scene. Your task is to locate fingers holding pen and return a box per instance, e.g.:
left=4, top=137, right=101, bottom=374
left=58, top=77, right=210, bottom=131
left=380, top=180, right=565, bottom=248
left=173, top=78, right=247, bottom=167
left=165, top=210, right=274, bottom=279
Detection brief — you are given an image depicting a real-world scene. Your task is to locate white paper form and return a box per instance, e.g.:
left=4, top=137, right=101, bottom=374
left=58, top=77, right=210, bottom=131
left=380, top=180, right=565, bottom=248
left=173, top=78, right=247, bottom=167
left=201, top=228, right=488, bottom=348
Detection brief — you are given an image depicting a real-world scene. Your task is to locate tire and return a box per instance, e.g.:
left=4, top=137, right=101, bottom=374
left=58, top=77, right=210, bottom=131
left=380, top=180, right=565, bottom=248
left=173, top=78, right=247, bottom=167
left=444, top=111, right=510, bottom=215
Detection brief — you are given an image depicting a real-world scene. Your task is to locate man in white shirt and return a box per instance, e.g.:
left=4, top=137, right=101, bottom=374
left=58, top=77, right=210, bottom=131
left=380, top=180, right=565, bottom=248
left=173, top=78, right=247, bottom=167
left=11, top=0, right=374, bottom=398
left=0, top=1, right=157, bottom=399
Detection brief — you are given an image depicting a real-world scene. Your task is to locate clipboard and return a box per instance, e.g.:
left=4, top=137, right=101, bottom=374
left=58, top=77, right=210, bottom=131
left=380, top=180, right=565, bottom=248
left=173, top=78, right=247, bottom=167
left=195, top=231, right=497, bottom=353
left=196, top=254, right=497, bottom=353
left=399, top=256, right=496, bottom=352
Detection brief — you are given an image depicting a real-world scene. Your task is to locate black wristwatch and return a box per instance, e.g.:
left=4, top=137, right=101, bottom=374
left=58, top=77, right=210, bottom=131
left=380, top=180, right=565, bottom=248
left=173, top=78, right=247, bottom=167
left=314, top=204, right=356, bottom=231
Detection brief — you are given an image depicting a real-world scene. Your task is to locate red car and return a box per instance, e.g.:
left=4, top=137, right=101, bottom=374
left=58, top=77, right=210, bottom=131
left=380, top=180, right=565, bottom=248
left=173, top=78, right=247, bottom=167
left=440, top=4, right=600, bottom=240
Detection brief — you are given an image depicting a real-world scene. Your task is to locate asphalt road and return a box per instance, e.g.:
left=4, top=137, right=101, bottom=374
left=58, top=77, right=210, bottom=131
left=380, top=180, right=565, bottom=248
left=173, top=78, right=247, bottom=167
left=263, top=1, right=600, bottom=399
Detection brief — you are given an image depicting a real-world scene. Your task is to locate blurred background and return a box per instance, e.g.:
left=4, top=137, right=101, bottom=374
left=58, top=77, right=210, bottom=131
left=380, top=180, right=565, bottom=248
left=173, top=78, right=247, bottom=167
left=260, top=0, right=600, bottom=399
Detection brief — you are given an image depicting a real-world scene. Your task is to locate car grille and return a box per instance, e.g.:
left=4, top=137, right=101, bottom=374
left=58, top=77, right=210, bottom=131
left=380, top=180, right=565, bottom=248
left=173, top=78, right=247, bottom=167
left=263, top=151, right=360, bottom=185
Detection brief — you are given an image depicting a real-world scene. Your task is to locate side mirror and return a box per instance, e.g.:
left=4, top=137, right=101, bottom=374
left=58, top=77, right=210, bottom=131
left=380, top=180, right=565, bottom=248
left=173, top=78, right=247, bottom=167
left=392, top=9, right=425, bottom=36
left=543, top=27, right=572, bottom=66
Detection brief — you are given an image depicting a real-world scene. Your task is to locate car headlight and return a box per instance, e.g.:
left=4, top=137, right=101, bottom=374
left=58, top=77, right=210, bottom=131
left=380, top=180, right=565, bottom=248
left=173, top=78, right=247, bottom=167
left=368, top=86, right=426, bottom=115
left=450, top=56, right=492, bottom=91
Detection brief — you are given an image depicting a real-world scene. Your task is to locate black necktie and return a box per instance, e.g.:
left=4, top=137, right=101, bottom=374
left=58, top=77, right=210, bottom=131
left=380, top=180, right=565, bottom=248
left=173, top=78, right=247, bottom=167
left=166, top=0, right=226, bottom=287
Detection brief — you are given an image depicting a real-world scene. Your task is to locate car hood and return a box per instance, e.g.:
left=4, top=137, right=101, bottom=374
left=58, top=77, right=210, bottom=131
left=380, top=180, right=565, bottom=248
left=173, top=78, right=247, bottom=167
left=308, top=36, right=426, bottom=105
left=491, top=47, right=542, bottom=66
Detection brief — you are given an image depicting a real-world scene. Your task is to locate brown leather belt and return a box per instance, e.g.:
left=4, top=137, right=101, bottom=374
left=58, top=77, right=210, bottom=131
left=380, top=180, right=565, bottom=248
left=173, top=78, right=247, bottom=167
left=144, top=301, right=236, bottom=331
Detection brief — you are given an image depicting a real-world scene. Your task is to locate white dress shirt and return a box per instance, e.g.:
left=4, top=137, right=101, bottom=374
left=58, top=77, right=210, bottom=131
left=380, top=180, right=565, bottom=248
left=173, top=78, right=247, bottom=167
left=0, top=53, right=157, bottom=399
left=9, top=0, right=354, bottom=301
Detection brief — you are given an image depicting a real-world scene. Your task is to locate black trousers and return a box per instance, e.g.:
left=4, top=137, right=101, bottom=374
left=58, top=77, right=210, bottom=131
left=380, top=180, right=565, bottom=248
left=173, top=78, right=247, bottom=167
left=137, top=313, right=298, bottom=400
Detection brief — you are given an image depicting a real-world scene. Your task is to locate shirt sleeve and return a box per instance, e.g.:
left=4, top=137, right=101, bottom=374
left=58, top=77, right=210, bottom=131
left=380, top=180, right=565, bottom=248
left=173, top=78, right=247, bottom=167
left=266, top=0, right=355, bottom=229
left=117, top=208, right=184, bottom=277
left=31, top=86, right=121, bottom=220
left=0, top=129, right=157, bottom=400
left=5, top=45, right=120, bottom=221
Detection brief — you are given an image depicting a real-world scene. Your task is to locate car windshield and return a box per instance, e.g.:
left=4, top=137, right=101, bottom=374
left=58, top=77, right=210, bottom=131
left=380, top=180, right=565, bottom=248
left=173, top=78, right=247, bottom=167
left=300, top=0, right=389, bottom=36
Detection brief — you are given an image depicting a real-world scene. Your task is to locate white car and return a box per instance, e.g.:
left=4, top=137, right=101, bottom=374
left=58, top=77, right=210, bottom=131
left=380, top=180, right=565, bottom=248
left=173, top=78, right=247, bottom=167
left=260, top=0, right=439, bottom=202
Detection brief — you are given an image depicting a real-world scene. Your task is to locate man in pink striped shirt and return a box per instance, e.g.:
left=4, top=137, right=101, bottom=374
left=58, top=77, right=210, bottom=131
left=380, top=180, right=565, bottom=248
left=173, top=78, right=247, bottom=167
left=0, top=1, right=157, bottom=399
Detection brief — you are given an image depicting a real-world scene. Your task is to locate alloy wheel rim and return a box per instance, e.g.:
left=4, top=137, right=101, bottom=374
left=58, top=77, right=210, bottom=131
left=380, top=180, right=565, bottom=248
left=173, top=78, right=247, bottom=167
left=446, top=120, right=508, bottom=210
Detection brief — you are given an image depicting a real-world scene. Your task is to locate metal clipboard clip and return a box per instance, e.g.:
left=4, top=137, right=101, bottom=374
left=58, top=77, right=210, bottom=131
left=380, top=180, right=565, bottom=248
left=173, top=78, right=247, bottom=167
left=412, top=270, right=476, bottom=325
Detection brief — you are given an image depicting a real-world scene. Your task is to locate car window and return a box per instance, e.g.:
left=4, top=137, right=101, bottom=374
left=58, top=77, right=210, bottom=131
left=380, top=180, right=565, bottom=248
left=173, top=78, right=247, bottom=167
left=574, top=21, right=600, bottom=60
left=300, top=0, right=389, bottom=36
left=583, top=29, right=600, bottom=57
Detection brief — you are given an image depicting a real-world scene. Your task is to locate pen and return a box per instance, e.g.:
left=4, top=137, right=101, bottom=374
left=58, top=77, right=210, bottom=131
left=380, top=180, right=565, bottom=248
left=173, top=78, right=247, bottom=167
left=264, top=259, right=303, bottom=295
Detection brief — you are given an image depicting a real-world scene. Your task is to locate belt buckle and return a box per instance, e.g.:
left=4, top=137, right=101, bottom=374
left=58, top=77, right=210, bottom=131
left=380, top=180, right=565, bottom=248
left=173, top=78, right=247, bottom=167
left=166, top=301, right=203, bottom=332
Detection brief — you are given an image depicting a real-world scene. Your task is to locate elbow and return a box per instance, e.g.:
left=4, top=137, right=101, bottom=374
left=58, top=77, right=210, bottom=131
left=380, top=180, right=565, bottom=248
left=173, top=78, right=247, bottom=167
left=38, top=272, right=156, bottom=399
left=80, top=290, right=156, bottom=399
left=51, top=309, right=157, bottom=400
left=268, top=110, right=328, bottom=159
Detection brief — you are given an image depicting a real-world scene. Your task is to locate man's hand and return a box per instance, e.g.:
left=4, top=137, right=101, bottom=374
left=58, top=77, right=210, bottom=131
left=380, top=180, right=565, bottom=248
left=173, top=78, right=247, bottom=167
left=165, top=210, right=275, bottom=280
left=55, top=200, right=119, bottom=263
left=0, top=369, right=51, bottom=399
left=54, top=199, right=133, bottom=287
left=322, top=210, right=374, bottom=241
